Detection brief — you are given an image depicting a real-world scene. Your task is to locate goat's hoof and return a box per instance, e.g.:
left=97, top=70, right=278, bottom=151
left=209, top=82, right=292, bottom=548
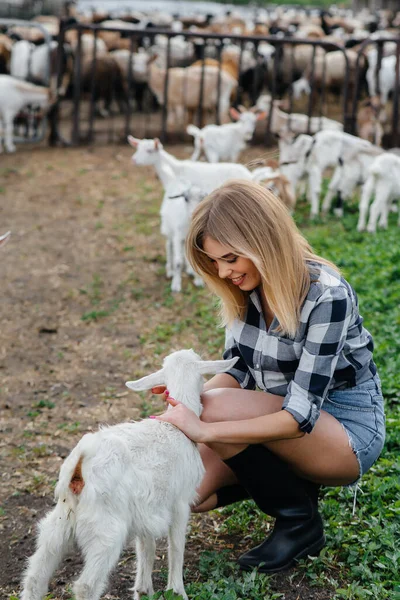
left=333, top=208, right=344, bottom=218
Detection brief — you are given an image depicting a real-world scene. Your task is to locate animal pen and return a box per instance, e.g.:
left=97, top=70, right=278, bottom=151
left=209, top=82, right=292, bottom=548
left=2, top=17, right=400, bottom=148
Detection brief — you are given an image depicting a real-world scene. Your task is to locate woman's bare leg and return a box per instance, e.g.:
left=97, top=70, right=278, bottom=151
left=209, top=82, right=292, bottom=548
left=193, top=444, right=239, bottom=512
left=199, top=388, right=360, bottom=488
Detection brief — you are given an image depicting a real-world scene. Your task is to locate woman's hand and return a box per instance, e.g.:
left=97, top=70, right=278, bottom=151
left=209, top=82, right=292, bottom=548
left=151, top=396, right=209, bottom=443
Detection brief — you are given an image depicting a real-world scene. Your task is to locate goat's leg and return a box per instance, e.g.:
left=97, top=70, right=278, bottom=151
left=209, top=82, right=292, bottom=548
left=4, top=110, right=16, bottom=153
left=165, top=237, right=173, bottom=278
left=133, top=536, right=156, bottom=600
left=190, top=142, right=202, bottom=161
left=204, top=148, right=220, bottom=163
left=307, top=165, right=322, bottom=218
left=334, top=171, right=359, bottom=218
left=321, top=166, right=342, bottom=215
left=367, top=182, right=390, bottom=233
left=21, top=503, right=73, bottom=600
left=167, top=503, right=190, bottom=600
left=72, top=522, right=125, bottom=600
left=171, top=236, right=183, bottom=293
left=357, top=175, right=375, bottom=231
left=0, top=115, right=4, bottom=153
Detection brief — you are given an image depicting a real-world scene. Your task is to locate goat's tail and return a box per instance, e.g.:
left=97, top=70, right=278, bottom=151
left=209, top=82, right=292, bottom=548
left=186, top=124, right=201, bottom=139
left=55, top=432, right=99, bottom=508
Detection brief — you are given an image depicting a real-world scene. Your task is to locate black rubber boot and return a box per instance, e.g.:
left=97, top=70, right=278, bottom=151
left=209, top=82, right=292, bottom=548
left=224, top=445, right=326, bottom=573
left=215, top=484, right=250, bottom=508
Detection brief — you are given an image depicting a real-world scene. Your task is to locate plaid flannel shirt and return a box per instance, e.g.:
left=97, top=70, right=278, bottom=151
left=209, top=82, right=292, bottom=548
left=223, top=262, right=376, bottom=433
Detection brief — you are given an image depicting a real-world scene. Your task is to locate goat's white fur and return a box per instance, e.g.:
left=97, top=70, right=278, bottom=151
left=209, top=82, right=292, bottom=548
left=357, top=152, right=400, bottom=233
left=187, top=108, right=265, bottom=163
left=256, top=94, right=343, bottom=136
left=302, top=130, right=381, bottom=217
left=21, top=349, right=238, bottom=600
left=0, top=75, right=51, bottom=153
left=161, top=175, right=206, bottom=292
left=128, top=135, right=254, bottom=193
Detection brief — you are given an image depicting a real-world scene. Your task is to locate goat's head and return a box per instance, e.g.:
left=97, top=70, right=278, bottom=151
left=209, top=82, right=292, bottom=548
left=128, top=136, right=163, bottom=165
left=126, top=349, right=238, bottom=414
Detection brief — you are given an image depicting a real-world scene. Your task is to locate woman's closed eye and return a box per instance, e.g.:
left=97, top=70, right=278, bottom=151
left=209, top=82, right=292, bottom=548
left=208, top=255, right=238, bottom=265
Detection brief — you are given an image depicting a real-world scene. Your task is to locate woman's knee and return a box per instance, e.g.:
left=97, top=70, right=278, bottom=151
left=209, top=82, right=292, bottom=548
left=200, top=388, right=231, bottom=423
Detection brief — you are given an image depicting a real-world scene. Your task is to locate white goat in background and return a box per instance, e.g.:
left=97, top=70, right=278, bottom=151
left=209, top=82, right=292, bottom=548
left=128, top=136, right=275, bottom=193
left=0, top=75, right=52, bottom=153
left=21, top=349, right=238, bottom=600
left=357, top=152, right=400, bottom=233
left=187, top=106, right=266, bottom=163
left=161, top=177, right=206, bottom=292
left=304, top=130, right=380, bottom=217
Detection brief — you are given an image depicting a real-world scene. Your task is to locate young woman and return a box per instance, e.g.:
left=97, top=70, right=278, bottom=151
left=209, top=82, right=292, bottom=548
left=152, top=180, right=386, bottom=574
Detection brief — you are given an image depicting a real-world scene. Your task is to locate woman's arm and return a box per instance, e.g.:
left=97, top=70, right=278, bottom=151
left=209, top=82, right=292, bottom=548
left=155, top=396, right=304, bottom=443
left=202, top=410, right=304, bottom=443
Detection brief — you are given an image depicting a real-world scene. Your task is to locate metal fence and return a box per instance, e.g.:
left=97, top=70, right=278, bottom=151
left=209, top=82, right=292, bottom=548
left=350, top=37, right=400, bottom=148
left=53, top=20, right=359, bottom=147
left=2, top=17, right=400, bottom=148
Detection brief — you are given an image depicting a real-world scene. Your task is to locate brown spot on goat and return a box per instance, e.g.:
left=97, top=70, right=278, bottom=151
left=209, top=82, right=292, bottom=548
left=69, top=457, right=85, bottom=495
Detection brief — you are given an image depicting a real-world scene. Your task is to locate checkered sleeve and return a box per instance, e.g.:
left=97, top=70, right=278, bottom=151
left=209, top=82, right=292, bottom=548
left=223, top=328, right=256, bottom=390
left=282, top=286, right=353, bottom=433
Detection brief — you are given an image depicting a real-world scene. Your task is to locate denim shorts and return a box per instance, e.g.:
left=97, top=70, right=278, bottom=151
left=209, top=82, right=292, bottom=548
left=323, top=374, right=386, bottom=481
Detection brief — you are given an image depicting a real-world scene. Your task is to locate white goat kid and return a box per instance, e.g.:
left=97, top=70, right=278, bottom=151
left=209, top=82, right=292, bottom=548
left=256, top=94, right=343, bottom=135
left=304, top=130, right=379, bottom=217
left=277, top=132, right=314, bottom=199
left=187, top=106, right=266, bottom=163
left=0, top=75, right=52, bottom=153
left=128, top=135, right=254, bottom=193
left=21, top=349, right=238, bottom=600
left=357, top=152, right=400, bottom=233
left=161, top=177, right=206, bottom=292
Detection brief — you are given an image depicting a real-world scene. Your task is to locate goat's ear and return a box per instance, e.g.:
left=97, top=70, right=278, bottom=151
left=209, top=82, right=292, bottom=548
left=128, top=135, right=139, bottom=147
left=230, top=107, right=241, bottom=121
left=126, top=368, right=165, bottom=391
left=0, top=231, right=11, bottom=248
left=154, top=138, right=160, bottom=149
left=195, top=357, right=239, bottom=376
left=256, top=111, right=267, bottom=121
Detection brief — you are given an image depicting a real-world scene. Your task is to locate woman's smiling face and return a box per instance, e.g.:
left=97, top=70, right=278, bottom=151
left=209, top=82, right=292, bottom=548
left=203, top=236, right=261, bottom=291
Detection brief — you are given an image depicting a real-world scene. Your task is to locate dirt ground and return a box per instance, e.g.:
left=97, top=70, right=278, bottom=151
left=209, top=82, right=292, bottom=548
left=0, top=141, right=334, bottom=600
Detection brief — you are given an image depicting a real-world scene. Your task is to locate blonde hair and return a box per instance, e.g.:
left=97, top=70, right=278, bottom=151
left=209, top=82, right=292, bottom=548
left=186, top=180, right=339, bottom=338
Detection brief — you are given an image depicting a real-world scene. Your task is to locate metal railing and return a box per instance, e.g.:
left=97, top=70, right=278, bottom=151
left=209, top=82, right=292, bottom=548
left=351, top=37, right=400, bottom=148
left=55, top=20, right=355, bottom=146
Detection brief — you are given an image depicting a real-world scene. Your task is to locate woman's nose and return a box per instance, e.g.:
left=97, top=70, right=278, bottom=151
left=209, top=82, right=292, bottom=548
left=217, top=263, right=232, bottom=279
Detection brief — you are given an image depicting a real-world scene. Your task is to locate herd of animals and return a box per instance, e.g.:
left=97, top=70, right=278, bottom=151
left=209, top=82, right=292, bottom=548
left=1, top=5, right=400, bottom=600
